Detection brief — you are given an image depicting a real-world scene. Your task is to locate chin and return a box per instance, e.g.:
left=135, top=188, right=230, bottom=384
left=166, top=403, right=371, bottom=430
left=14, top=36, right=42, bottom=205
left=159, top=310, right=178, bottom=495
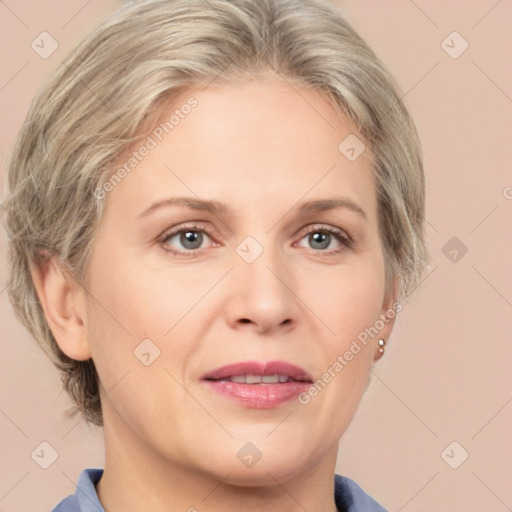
left=194, top=443, right=313, bottom=488
left=217, top=462, right=306, bottom=488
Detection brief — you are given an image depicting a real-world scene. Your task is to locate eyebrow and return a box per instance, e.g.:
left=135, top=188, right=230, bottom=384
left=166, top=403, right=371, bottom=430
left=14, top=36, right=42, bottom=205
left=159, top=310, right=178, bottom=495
left=298, top=198, right=366, bottom=220
left=138, top=196, right=367, bottom=220
left=138, top=197, right=227, bottom=218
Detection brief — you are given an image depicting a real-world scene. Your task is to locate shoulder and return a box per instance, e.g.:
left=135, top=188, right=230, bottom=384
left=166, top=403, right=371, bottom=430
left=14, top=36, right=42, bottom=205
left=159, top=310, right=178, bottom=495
left=334, top=474, right=388, bottom=512
left=51, top=468, right=104, bottom=512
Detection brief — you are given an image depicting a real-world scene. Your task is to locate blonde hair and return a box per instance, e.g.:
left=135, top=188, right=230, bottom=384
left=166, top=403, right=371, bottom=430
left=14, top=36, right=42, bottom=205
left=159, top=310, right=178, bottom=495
left=3, top=0, right=427, bottom=426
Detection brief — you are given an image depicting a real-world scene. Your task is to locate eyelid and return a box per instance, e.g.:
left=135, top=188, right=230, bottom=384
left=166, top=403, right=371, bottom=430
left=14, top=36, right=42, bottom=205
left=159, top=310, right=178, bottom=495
left=298, top=223, right=352, bottom=242
left=160, top=222, right=212, bottom=239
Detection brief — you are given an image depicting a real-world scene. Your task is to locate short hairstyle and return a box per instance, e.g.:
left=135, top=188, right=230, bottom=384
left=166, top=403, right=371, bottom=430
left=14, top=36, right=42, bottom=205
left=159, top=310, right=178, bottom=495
left=3, top=0, right=427, bottom=426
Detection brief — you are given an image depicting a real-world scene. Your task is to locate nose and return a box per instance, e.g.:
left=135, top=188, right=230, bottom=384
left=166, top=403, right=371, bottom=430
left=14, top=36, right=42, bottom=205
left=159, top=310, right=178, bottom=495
left=223, top=244, right=299, bottom=335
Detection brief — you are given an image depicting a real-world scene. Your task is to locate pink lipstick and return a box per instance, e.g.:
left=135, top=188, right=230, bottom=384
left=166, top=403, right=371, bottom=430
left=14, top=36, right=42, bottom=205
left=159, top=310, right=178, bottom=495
left=201, top=360, right=313, bottom=408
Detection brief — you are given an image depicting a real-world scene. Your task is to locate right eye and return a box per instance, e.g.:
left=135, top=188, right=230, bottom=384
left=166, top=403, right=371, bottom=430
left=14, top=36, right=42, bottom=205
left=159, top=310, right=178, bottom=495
left=160, top=224, right=216, bottom=256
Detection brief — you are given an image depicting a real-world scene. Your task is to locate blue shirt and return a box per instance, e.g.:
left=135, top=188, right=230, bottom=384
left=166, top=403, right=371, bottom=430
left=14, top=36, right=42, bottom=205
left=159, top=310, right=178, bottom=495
left=52, top=468, right=387, bottom=511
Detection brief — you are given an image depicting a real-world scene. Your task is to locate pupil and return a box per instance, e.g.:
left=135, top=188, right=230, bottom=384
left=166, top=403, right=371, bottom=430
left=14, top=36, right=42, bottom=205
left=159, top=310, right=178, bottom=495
left=310, top=232, right=329, bottom=250
left=181, top=230, right=202, bottom=249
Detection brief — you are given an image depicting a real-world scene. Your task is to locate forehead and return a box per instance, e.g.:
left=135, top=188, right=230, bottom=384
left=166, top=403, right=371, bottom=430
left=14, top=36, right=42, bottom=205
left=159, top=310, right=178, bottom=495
left=104, top=78, right=376, bottom=222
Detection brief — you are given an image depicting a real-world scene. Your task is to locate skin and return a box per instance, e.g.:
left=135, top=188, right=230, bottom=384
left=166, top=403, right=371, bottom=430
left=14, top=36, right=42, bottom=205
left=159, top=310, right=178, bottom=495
left=33, top=76, right=396, bottom=512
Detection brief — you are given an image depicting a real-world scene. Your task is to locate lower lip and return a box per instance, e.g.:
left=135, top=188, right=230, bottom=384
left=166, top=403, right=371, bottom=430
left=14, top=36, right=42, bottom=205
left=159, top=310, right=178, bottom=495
left=202, top=380, right=311, bottom=408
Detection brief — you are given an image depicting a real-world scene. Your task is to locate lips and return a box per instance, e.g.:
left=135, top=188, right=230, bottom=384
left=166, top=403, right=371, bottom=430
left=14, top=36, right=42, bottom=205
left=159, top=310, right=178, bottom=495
left=201, top=361, right=313, bottom=409
left=201, top=360, right=313, bottom=383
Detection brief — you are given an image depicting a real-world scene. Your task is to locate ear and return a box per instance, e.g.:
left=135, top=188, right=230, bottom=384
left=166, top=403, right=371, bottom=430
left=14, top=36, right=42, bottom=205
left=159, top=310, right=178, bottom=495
left=30, top=255, right=92, bottom=361
left=373, top=277, right=400, bottom=362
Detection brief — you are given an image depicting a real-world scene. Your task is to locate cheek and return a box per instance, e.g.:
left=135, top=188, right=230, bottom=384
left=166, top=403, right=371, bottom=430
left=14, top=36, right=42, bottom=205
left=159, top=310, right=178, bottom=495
left=83, top=250, right=204, bottom=384
left=82, top=255, right=209, bottom=453
left=302, top=256, right=386, bottom=343
left=298, top=262, right=384, bottom=425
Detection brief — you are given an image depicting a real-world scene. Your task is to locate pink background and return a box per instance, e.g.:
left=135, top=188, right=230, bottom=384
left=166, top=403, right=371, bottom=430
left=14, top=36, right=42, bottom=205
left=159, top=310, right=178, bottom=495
left=1, top=1, right=511, bottom=510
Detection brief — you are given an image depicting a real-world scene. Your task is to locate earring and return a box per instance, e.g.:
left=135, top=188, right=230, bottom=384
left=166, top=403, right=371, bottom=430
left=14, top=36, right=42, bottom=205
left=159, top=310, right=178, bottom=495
left=377, top=338, right=386, bottom=355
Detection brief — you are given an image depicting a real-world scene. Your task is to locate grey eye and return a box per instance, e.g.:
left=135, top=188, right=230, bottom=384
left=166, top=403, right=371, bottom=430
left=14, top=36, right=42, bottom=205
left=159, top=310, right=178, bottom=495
left=164, top=229, right=209, bottom=251
left=308, top=232, right=331, bottom=250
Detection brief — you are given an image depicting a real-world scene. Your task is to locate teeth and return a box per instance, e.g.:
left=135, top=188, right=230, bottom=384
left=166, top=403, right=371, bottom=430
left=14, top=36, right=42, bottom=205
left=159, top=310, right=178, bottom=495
left=225, top=374, right=291, bottom=384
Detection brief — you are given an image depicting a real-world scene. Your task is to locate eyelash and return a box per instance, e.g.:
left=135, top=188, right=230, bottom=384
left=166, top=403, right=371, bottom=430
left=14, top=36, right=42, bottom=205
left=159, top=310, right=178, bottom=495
left=159, top=223, right=353, bottom=257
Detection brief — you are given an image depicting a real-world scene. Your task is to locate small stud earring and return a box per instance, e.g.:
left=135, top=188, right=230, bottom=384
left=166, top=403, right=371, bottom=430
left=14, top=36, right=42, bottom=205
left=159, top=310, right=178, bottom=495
left=378, top=338, right=386, bottom=355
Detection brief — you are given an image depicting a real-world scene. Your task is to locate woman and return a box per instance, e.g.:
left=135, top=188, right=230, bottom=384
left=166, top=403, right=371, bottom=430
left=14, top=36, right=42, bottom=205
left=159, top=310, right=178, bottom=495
left=4, top=0, right=427, bottom=510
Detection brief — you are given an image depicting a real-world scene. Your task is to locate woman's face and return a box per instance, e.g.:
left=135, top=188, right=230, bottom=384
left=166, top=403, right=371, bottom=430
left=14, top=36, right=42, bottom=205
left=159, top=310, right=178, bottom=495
left=81, top=78, right=395, bottom=483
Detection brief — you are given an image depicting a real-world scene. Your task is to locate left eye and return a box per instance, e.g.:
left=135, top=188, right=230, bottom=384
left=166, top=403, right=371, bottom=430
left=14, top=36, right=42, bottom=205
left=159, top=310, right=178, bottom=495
left=296, top=227, right=349, bottom=252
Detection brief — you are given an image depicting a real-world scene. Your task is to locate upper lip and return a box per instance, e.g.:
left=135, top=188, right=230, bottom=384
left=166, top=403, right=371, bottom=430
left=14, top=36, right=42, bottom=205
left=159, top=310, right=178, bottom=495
left=201, top=360, right=313, bottom=382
